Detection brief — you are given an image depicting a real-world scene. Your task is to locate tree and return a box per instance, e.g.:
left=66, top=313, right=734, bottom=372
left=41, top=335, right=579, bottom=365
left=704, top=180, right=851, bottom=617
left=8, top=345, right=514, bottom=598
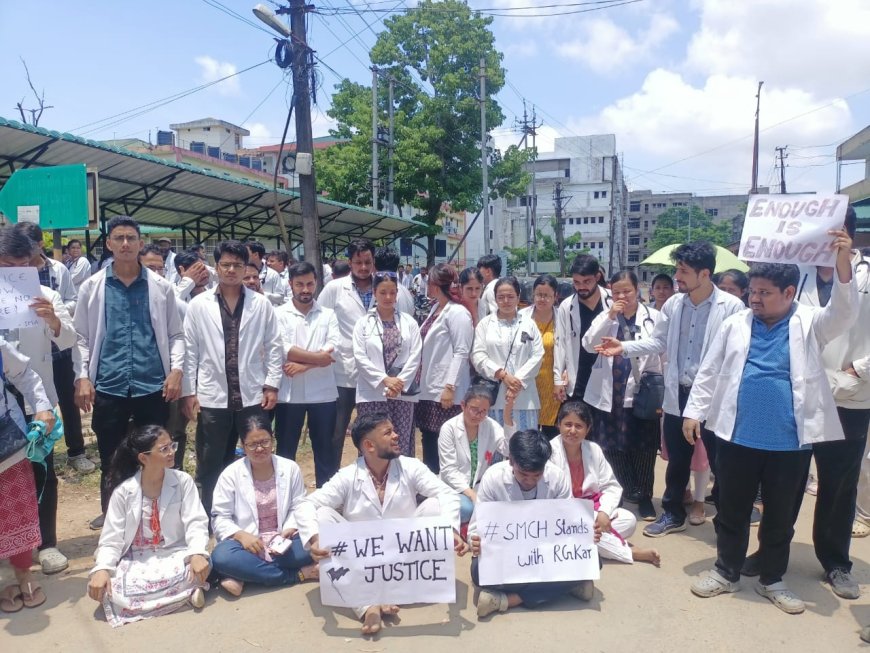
left=315, top=0, right=526, bottom=264
left=506, top=220, right=585, bottom=271
left=16, top=58, right=52, bottom=127
left=647, top=206, right=733, bottom=253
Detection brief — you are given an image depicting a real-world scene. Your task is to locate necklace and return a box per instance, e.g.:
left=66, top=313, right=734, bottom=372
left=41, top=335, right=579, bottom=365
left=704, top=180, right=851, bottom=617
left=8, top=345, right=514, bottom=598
left=366, top=463, right=388, bottom=493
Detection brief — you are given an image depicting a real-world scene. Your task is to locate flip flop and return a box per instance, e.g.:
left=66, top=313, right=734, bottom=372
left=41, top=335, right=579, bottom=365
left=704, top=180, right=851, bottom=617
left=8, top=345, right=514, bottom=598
left=21, top=582, right=46, bottom=609
left=0, top=585, right=23, bottom=613
left=852, top=519, right=870, bottom=538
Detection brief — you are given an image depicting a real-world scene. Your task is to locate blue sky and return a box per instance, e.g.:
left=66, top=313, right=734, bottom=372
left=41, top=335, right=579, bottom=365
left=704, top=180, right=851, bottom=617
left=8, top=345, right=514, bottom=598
left=1, top=0, right=868, bottom=196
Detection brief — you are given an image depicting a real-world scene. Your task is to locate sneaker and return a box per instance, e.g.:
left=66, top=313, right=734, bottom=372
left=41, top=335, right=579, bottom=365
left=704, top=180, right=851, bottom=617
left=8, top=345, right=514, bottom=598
left=569, top=580, right=594, bottom=601
left=638, top=497, right=657, bottom=522
left=691, top=570, right=741, bottom=598
left=189, top=587, right=205, bottom=609
left=67, top=454, right=96, bottom=474
left=624, top=490, right=640, bottom=504
left=38, top=547, right=69, bottom=575
left=89, top=514, right=105, bottom=531
left=477, top=589, right=508, bottom=619
left=826, top=568, right=860, bottom=600
left=643, top=512, right=686, bottom=538
left=741, top=552, right=760, bottom=577
left=755, top=581, right=805, bottom=614
left=805, top=473, right=818, bottom=496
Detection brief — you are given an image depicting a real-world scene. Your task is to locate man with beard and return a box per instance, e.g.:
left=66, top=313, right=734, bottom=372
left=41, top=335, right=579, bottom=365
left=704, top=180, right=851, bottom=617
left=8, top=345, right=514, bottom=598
left=554, top=254, right=611, bottom=403
left=274, top=261, right=341, bottom=486
left=295, top=411, right=464, bottom=635
left=596, top=242, right=745, bottom=537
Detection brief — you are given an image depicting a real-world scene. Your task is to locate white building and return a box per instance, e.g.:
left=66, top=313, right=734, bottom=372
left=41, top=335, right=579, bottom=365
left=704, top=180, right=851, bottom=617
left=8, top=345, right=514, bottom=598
left=169, top=118, right=250, bottom=157
left=486, top=134, right=627, bottom=275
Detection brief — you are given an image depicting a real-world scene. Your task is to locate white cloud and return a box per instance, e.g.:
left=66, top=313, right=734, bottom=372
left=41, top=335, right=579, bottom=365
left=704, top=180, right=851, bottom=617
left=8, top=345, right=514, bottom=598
left=556, top=13, right=679, bottom=73
left=194, top=56, right=241, bottom=96
left=243, top=122, right=273, bottom=144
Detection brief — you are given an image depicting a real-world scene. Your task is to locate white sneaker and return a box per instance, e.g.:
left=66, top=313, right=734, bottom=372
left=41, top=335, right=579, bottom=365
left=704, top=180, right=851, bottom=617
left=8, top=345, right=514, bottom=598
left=38, top=547, right=69, bottom=574
left=67, top=454, right=96, bottom=474
left=755, top=581, right=805, bottom=614
left=691, top=569, right=741, bottom=598
left=805, top=474, right=818, bottom=496
left=189, top=587, right=205, bottom=609
left=477, top=590, right=508, bottom=618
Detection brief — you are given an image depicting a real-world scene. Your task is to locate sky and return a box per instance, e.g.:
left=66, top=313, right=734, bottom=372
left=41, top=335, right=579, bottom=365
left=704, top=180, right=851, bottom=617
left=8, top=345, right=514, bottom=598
left=1, top=0, right=869, bottom=198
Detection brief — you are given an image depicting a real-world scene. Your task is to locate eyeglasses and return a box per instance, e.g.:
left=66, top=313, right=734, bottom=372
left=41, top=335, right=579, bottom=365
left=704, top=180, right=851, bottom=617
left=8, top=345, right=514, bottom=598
left=110, top=234, right=140, bottom=243
left=145, top=441, right=179, bottom=456
left=244, top=439, right=273, bottom=451
left=218, top=262, right=245, bottom=271
left=466, top=405, right=489, bottom=417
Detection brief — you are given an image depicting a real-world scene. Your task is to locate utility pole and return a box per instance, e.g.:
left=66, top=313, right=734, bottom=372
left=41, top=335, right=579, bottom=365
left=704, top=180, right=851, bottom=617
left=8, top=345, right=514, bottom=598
left=776, top=145, right=788, bottom=194
left=480, top=58, right=490, bottom=254
left=371, top=66, right=380, bottom=210
left=750, top=81, right=764, bottom=194
left=530, top=105, right=538, bottom=274
left=554, top=182, right=570, bottom=277
left=516, top=100, right=542, bottom=274
left=388, top=75, right=395, bottom=215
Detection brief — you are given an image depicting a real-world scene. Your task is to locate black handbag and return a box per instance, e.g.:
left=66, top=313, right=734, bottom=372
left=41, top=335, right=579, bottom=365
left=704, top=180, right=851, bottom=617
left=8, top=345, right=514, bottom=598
left=0, top=353, right=26, bottom=471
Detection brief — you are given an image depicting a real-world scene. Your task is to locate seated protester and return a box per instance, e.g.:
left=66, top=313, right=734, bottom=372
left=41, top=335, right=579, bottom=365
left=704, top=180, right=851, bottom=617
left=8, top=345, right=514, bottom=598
left=469, top=429, right=592, bottom=619
left=548, top=401, right=661, bottom=567
left=87, top=426, right=210, bottom=627
left=438, top=385, right=508, bottom=524
left=210, top=417, right=318, bottom=596
left=295, top=411, right=465, bottom=635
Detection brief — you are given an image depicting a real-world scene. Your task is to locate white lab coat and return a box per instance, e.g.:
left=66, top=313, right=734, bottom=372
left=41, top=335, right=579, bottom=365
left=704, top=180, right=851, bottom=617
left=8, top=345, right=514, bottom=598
left=419, top=302, right=474, bottom=403
left=470, top=312, right=544, bottom=410
left=275, top=300, right=341, bottom=404
left=2, top=286, right=75, bottom=411
left=67, top=256, right=92, bottom=291
left=352, top=309, right=422, bottom=404
left=91, top=469, right=210, bottom=575
left=549, top=436, right=622, bottom=518
left=260, top=264, right=288, bottom=306
left=45, top=257, right=77, bottom=316
left=182, top=287, right=283, bottom=409
left=73, top=268, right=184, bottom=383
left=318, top=275, right=414, bottom=388
left=294, top=456, right=461, bottom=547
left=684, top=277, right=859, bottom=446
left=211, top=456, right=306, bottom=542
left=438, top=413, right=507, bottom=492
left=553, top=288, right=612, bottom=397
left=478, top=278, right=498, bottom=323
left=164, top=250, right=179, bottom=284
left=797, top=251, right=870, bottom=408
left=620, top=287, right=745, bottom=417
left=580, top=302, right=662, bottom=412
left=468, top=460, right=570, bottom=539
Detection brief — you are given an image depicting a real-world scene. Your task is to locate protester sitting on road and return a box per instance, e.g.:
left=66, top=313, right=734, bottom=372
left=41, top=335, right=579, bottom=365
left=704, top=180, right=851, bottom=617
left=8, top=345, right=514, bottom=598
left=469, top=429, right=591, bottom=619
left=87, top=425, right=211, bottom=627
left=294, top=411, right=464, bottom=636
left=548, top=401, right=660, bottom=567
left=438, top=385, right=507, bottom=524
left=210, top=416, right=318, bottom=597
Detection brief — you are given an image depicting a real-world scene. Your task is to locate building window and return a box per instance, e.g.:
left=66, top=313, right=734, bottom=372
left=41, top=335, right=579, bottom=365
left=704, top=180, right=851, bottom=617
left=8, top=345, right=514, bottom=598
left=599, top=241, right=604, bottom=248
left=672, top=201, right=687, bottom=207
left=598, top=216, right=604, bottom=223
left=644, top=221, right=649, bottom=229
left=582, top=217, right=587, bottom=224
left=593, top=191, right=600, bottom=199
left=601, top=191, right=607, bottom=198
left=630, top=201, right=641, bottom=212
left=644, top=203, right=649, bottom=214
left=629, top=236, right=640, bottom=246
left=642, top=271, right=648, bottom=281
left=628, top=253, right=639, bottom=263
left=706, top=208, right=719, bottom=217
left=628, top=220, right=640, bottom=229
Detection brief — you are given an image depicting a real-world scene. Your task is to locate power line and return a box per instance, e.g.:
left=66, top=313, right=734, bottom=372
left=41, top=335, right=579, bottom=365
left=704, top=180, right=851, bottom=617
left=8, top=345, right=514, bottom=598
left=317, top=0, right=645, bottom=18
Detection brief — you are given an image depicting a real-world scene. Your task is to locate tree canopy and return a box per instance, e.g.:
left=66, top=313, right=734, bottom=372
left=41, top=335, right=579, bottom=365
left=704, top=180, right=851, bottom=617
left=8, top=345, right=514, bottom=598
left=646, top=205, right=733, bottom=253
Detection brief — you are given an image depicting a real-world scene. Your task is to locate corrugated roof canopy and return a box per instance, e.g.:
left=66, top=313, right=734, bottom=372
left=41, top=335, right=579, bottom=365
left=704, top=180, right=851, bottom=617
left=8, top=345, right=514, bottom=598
left=0, top=117, right=424, bottom=251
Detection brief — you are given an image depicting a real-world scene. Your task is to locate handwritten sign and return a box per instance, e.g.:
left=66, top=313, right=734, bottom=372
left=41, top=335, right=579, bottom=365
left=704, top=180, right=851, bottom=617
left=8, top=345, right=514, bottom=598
left=475, top=498, right=599, bottom=586
left=0, top=267, right=41, bottom=330
left=318, top=516, right=456, bottom=608
left=738, top=194, right=848, bottom=267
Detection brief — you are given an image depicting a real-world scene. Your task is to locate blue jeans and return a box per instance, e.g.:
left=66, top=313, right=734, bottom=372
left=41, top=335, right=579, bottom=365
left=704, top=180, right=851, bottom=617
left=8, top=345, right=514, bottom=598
left=460, top=493, right=475, bottom=524
left=471, top=558, right=577, bottom=608
left=211, top=535, right=313, bottom=586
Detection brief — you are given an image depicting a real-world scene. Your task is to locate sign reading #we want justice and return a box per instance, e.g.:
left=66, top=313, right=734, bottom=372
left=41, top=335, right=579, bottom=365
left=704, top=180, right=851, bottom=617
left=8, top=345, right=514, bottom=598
left=738, top=194, right=849, bottom=267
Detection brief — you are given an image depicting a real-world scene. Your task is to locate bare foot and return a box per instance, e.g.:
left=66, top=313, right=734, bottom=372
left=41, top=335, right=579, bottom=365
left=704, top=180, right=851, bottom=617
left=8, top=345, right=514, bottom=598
left=380, top=604, right=400, bottom=616
left=220, top=578, right=244, bottom=597
left=361, top=606, right=382, bottom=635
left=632, top=548, right=661, bottom=567
left=298, top=563, right=319, bottom=582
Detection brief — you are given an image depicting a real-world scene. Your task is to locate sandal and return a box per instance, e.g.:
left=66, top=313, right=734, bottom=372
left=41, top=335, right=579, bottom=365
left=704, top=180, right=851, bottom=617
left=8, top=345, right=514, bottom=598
left=852, top=519, right=870, bottom=538
left=21, top=582, right=46, bottom=609
left=0, top=585, right=23, bottom=613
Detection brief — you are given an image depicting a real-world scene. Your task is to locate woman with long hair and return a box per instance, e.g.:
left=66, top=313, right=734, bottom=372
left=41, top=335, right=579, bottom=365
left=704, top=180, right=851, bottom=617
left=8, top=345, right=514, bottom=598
left=87, top=425, right=210, bottom=627
left=415, top=263, right=474, bottom=473
left=459, top=267, right=484, bottom=328
left=519, top=275, right=560, bottom=437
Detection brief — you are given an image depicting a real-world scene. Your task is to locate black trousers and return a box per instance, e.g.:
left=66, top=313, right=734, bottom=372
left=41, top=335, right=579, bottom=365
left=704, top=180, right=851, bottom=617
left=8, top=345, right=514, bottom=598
left=331, top=386, right=356, bottom=468
left=196, top=404, right=268, bottom=517
left=661, top=386, right=718, bottom=519
left=275, top=401, right=337, bottom=487
left=606, top=448, right=657, bottom=500
left=421, top=430, right=440, bottom=474
left=26, top=408, right=58, bottom=550
left=809, top=407, right=870, bottom=573
left=92, top=391, right=169, bottom=513
left=714, top=439, right=811, bottom=585
left=52, top=350, right=85, bottom=458
left=166, top=399, right=188, bottom=471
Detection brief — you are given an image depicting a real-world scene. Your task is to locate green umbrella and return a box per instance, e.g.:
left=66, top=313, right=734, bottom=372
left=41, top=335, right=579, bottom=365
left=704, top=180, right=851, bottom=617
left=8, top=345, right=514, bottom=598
left=641, top=244, right=749, bottom=273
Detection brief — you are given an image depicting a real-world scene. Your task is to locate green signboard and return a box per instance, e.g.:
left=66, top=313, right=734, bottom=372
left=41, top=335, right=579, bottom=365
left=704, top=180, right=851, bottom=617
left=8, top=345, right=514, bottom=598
left=0, top=164, right=91, bottom=229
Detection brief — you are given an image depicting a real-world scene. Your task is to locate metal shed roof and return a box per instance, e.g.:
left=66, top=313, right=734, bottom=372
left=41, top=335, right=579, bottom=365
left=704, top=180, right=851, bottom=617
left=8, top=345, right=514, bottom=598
left=0, top=117, right=424, bottom=250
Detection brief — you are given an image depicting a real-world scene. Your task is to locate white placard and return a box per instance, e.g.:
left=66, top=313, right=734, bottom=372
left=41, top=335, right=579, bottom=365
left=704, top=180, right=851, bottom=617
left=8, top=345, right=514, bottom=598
left=0, top=267, right=41, bottom=330
left=738, top=194, right=849, bottom=267
left=318, top=516, right=456, bottom=608
left=17, top=205, right=40, bottom=224
left=476, top=498, right=599, bottom=586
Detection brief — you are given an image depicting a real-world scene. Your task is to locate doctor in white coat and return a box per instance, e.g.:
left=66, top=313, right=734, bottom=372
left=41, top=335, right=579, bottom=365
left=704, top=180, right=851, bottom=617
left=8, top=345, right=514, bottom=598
left=295, top=411, right=464, bottom=635
left=685, top=246, right=858, bottom=614
left=181, top=240, right=283, bottom=517
left=353, top=271, right=422, bottom=457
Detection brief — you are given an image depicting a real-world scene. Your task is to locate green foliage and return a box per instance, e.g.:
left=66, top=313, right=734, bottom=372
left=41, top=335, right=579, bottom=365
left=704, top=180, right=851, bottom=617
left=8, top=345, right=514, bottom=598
left=506, top=221, right=586, bottom=270
left=647, top=206, right=733, bottom=253
left=314, top=0, right=526, bottom=264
